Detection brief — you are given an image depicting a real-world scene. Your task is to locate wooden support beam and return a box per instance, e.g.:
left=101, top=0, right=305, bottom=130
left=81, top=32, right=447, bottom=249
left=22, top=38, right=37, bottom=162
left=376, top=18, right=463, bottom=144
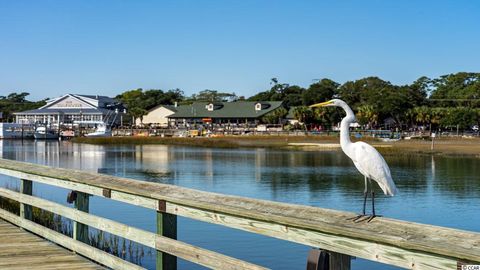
left=306, top=249, right=328, bottom=270
left=20, top=179, right=32, bottom=220
left=73, top=192, right=89, bottom=244
left=157, top=209, right=177, bottom=270
left=329, top=251, right=351, bottom=270
left=306, top=249, right=350, bottom=270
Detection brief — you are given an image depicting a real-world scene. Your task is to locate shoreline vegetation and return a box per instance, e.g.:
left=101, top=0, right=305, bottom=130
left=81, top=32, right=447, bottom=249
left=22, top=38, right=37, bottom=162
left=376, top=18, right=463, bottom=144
left=72, top=135, right=480, bottom=157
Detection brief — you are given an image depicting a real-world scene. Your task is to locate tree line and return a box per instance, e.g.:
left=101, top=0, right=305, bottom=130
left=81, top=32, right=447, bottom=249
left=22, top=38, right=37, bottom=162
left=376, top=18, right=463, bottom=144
left=253, top=72, right=480, bottom=131
left=2, top=72, right=480, bottom=130
left=0, top=93, right=47, bottom=122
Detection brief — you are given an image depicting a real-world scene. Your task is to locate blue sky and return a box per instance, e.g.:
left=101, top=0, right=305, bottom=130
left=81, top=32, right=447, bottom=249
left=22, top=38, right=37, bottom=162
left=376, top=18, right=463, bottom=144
left=1, top=0, right=479, bottom=100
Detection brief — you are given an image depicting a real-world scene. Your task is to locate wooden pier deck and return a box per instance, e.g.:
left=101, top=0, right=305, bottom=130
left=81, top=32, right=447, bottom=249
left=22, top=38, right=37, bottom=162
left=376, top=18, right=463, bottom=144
left=0, top=219, right=104, bottom=270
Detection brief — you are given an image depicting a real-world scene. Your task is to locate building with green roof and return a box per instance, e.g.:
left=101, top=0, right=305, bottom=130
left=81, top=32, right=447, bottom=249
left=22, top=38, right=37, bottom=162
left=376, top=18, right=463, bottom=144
left=167, top=101, right=284, bottom=126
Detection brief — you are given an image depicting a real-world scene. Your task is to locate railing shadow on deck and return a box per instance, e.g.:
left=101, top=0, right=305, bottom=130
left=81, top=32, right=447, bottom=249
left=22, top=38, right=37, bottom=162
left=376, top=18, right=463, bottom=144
left=0, top=158, right=478, bottom=270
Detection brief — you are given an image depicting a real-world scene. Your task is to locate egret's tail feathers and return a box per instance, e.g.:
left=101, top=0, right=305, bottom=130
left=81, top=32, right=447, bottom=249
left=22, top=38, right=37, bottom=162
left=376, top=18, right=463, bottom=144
left=378, top=178, right=398, bottom=196
left=385, top=184, right=398, bottom=196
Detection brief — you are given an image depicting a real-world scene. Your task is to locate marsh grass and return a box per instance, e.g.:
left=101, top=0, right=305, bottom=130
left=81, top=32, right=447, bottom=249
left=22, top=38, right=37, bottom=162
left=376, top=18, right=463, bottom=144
left=73, top=134, right=480, bottom=158
left=73, top=136, right=252, bottom=148
left=72, top=135, right=379, bottom=148
left=88, top=229, right=149, bottom=265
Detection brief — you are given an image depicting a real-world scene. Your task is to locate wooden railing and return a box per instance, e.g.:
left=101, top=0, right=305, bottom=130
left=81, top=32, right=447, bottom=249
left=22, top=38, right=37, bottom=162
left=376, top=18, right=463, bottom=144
left=0, top=158, right=478, bottom=270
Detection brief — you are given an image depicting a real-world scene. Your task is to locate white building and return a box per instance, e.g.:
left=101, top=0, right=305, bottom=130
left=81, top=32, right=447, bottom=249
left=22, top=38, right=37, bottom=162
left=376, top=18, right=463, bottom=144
left=15, top=94, right=123, bottom=126
left=135, top=105, right=177, bottom=127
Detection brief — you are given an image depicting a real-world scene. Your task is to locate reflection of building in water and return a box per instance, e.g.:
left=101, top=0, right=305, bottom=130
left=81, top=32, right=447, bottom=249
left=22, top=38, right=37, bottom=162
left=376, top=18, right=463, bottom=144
left=134, top=145, right=171, bottom=174
left=204, top=149, right=213, bottom=182
left=0, top=140, right=106, bottom=173
left=255, top=149, right=266, bottom=182
left=427, top=155, right=436, bottom=194
left=70, top=143, right=107, bottom=172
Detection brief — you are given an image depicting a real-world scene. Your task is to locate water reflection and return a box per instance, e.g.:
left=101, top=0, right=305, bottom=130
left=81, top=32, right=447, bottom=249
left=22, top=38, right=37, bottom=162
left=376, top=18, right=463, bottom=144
left=0, top=140, right=479, bottom=270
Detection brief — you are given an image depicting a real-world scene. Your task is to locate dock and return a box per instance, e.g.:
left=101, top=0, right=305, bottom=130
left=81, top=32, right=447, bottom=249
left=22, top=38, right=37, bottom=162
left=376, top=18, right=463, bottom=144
left=0, top=158, right=479, bottom=270
left=0, top=219, right=104, bottom=270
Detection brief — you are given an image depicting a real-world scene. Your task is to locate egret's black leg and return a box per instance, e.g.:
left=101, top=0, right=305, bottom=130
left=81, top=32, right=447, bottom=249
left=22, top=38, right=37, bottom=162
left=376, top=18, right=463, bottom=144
left=372, top=191, right=376, bottom=216
left=367, top=191, right=382, bottom=222
left=352, top=191, right=369, bottom=222
left=362, top=190, right=367, bottom=215
left=347, top=176, right=368, bottom=222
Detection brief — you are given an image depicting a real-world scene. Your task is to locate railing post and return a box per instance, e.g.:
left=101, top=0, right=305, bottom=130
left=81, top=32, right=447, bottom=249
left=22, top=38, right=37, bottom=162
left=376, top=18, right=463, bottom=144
left=329, top=252, right=351, bottom=270
left=307, top=249, right=351, bottom=270
left=156, top=200, right=177, bottom=270
left=73, top=192, right=89, bottom=244
left=20, top=179, right=32, bottom=220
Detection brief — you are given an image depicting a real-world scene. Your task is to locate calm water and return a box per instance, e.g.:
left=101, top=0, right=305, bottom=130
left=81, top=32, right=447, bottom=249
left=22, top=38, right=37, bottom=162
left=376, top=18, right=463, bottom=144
left=0, top=140, right=479, bottom=270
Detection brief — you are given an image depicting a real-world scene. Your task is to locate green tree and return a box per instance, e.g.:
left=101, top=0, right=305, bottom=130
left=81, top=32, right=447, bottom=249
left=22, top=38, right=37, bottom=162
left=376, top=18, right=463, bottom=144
left=431, top=72, right=480, bottom=101
left=337, top=76, right=425, bottom=126
left=248, top=78, right=305, bottom=107
left=117, top=88, right=184, bottom=123
left=261, top=107, right=288, bottom=124
left=356, top=105, right=378, bottom=128
left=281, top=85, right=304, bottom=107
left=189, top=90, right=237, bottom=102
left=292, top=106, right=314, bottom=123
left=116, top=89, right=147, bottom=123
left=302, top=79, right=339, bottom=106
left=143, top=89, right=183, bottom=110
left=0, top=92, right=47, bottom=122
left=412, top=106, right=431, bottom=127
left=440, top=107, right=477, bottom=129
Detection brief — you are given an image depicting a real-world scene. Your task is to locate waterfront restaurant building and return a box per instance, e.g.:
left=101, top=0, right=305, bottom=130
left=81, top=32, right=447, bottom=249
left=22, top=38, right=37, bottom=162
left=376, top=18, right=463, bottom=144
left=14, top=94, right=121, bottom=125
left=166, top=101, right=284, bottom=127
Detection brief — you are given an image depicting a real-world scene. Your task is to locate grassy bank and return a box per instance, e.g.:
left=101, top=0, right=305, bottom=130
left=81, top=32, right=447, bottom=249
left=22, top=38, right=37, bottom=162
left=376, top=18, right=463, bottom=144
left=72, top=135, right=480, bottom=157
left=72, top=135, right=376, bottom=149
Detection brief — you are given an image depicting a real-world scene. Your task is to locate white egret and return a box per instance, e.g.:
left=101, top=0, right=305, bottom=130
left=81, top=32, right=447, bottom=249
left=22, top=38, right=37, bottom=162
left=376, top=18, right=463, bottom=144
left=310, top=99, right=398, bottom=222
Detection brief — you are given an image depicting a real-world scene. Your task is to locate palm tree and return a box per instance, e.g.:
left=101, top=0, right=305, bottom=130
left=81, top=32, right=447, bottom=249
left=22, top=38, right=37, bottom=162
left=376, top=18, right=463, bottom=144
left=356, top=105, right=378, bottom=129
left=293, top=106, right=313, bottom=123
left=413, top=106, right=431, bottom=128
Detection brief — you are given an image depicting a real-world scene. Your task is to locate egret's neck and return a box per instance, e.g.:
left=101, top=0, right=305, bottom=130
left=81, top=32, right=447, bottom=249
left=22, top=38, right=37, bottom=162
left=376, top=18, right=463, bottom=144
left=339, top=103, right=356, bottom=157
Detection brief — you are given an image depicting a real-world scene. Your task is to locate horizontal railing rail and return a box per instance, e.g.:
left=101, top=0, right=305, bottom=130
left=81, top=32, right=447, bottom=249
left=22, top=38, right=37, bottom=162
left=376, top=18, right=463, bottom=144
left=0, top=158, right=479, bottom=270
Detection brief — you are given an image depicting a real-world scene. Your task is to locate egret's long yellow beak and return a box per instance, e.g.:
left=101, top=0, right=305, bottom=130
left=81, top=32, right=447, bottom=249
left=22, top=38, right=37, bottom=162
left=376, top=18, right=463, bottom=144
left=309, top=100, right=334, bottom=108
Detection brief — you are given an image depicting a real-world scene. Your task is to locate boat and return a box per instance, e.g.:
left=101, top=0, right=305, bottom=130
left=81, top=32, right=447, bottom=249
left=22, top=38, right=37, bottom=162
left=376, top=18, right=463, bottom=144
left=34, top=126, right=59, bottom=140
left=85, top=124, right=112, bottom=137
left=73, top=121, right=112, bottom=137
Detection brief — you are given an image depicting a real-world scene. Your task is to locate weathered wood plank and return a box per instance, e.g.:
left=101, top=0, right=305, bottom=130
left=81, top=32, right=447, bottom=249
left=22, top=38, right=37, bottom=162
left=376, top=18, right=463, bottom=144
left=0, top=219, right=104, bottom=270
left=169, top=202, right=458, bottom=270
left=0, top=159, right=479, bottom=266
left=19, top=179, right=32, bottom=220
left=0, top=187, right=269, bottom=270
left=0, top=167, right=158, bottom=209
left=0, top=210, right=144, bottom=270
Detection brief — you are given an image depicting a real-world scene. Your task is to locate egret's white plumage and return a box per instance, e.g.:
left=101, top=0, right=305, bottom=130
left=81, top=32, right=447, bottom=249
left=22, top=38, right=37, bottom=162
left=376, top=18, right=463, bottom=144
left=310, top=99, right=397, bottom=220
left=350, top=142, right=397, bottom=196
